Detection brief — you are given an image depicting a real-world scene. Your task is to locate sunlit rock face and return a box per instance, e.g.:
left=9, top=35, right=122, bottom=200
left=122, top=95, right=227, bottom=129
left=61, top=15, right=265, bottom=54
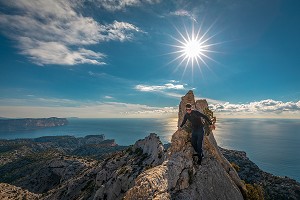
left=124, top=90, right=246, bottom=200
left=41, top=133, right=165, bottom=200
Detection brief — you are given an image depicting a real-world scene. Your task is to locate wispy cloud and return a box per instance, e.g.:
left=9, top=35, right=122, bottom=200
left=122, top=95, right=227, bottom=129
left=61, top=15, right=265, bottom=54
left=210, top=99, right=300, bottom=118
left=134, top=81, right=192, bottom=99
left=169, top=9, right=197, bottom=22
left=98, top=0, right=161, bottom=11
left=135, top=83, right=185, bottom=92
left=0, top=0, right=142, bottom=66
left=0, top=97, right=177, bottom=118
left=104, top=96, right=114, bottom=99
left=0, top=97, right=300, bottom=118
left=0, top=97, right=80, bottom=107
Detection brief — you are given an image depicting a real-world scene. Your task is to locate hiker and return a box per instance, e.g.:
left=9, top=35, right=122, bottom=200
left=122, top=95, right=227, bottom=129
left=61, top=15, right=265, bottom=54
left=179, top=103, right=214, bottom=164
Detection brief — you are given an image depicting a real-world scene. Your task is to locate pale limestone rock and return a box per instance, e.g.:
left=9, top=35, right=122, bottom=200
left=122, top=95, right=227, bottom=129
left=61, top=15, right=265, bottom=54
left=124, top=90, right=246, bottom=200
left=132, top=133, right=165, bottom=166
left=177, top=90, right=196, bottom=128
left=43, top=133, right=165, bottom=200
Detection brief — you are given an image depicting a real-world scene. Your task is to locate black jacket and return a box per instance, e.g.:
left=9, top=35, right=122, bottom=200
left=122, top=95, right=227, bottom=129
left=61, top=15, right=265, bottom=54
left=180, top=110, right=212, bottom=129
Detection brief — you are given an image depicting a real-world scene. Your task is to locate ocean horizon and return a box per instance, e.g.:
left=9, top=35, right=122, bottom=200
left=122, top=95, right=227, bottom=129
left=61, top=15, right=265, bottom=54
left=0, top=117, right=299, bottom=183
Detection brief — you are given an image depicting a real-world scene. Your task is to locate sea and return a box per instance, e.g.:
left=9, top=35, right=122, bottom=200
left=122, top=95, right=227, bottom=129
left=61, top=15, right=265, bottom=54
left=0, top=118, right=299, bottom=182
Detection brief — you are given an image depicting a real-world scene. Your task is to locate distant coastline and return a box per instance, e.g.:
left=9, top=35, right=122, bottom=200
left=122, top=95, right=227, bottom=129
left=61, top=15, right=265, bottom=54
left=0, top=117, right=68, bottom=132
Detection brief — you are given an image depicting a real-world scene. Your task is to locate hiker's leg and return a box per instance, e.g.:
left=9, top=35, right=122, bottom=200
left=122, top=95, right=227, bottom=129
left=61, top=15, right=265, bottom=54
left=196, top=128, right=204, bottom=158
left=191, top=129, right=198, bottom=153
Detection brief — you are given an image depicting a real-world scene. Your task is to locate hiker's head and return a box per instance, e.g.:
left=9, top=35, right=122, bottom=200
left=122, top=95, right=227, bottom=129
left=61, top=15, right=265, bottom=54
left=185, top=103, right=192, bottom=113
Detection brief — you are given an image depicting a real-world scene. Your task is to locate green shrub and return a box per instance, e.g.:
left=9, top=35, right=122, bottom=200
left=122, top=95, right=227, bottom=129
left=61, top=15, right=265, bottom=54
left=134, top=147, right=143, bottom=156
left=245, top=183, right=264, bottom=200
left=231, top=162, right=240, bottom=172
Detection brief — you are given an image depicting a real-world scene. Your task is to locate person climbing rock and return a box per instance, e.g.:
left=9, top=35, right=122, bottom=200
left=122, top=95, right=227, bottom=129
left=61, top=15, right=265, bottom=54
left=179, top=103, right=214, bottom=165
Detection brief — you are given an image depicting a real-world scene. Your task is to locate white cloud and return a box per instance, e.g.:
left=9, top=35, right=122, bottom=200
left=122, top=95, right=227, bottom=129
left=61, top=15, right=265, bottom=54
left=169, top=9, right=197, bottom=22
left=18, top=38, right=106, bottom=65
left=98, top=0, right=160, bottom=11
left=134, top=82, right=191, bottom=99
left=0, top=97, right=300, bottom=118
left=104, top=21, right=143, bottom=42
left=135, top=83, right=185, bottom=92
left=210, top=99, right=300, bottom=118
left=0, top=0, right=142, bottom=66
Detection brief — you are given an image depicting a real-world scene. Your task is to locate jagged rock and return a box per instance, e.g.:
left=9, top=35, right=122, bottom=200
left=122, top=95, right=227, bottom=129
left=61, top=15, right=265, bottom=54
left=124, top=90, right=246, bottom=200
left=132, top=133, right=165, bottom=166
left=41, top=133, right=165, bottom=200
left=0, top=183, right=40, bottom=200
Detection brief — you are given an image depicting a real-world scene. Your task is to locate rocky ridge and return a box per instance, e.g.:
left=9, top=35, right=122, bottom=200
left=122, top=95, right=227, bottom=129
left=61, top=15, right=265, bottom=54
left=0, top=135, right=125, bottom=195
left=42, top=133, right=165, bottom=200
left=124, top=90, right=246, bottom=200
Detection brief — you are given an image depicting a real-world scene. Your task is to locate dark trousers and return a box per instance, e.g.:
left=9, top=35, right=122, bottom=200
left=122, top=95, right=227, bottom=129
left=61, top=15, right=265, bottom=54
left=191, top=127, right=204, bottom=159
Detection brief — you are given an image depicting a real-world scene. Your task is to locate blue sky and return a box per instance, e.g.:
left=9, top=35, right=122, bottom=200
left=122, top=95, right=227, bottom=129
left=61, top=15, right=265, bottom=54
left=0, top=0, right=300, bottom=118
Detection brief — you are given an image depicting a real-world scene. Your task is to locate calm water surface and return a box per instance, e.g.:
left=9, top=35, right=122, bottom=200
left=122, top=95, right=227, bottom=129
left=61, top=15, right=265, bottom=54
left=0, top=118, right=299, bottom=182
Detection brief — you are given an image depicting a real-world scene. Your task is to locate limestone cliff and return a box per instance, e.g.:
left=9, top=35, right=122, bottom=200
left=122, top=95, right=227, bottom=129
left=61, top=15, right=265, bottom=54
left=124, top=90, right=246, bottom=200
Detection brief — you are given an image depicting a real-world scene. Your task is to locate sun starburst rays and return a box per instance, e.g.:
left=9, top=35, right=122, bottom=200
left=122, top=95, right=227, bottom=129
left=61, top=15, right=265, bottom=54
left=166, top=23, right=221, bottom=78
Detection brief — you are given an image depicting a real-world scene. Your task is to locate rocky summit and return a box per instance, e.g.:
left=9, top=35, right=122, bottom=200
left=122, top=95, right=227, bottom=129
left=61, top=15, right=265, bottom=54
left=124, top=90, right=246, bottom=200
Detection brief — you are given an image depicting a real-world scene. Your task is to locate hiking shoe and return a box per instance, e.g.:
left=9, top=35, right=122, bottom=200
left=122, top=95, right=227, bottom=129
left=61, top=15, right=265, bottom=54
left=197, top=158, right=202, bottom=165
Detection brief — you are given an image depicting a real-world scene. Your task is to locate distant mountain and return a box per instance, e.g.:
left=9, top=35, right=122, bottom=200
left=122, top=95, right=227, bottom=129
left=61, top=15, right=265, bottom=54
left=0, top=117, right=68, bottom=132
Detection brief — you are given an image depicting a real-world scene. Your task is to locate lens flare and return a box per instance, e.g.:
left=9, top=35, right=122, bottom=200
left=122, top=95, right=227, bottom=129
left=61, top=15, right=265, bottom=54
left=166, top=22, right=222, bottom=77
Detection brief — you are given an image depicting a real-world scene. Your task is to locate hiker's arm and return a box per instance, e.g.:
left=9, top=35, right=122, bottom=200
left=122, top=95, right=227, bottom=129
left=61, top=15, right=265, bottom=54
left=198, top=112, right=215, bottom=130
left=199, top=112, right=212, bottom=125
left=180, top=114, right=187, bottom=128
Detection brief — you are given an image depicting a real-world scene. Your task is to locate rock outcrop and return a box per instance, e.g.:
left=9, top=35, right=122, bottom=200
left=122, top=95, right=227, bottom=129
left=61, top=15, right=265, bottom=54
left=124, top=90, right=246, bottom=200
left=0, top=183, right=40, bottom=200
left=41, top=133, right=165, bottom=200
left=221, top=147, right=300, bottom=200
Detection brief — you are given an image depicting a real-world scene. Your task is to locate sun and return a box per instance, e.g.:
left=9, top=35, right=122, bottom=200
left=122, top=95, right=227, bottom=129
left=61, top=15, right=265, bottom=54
left=183, top=38, right=204, bottom=61
left=167, top=23, right=220, bottom=76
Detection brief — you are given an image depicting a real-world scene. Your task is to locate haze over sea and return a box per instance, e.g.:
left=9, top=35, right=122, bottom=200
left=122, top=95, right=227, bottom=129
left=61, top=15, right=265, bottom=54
left=0, top=118, right=299, bottom=182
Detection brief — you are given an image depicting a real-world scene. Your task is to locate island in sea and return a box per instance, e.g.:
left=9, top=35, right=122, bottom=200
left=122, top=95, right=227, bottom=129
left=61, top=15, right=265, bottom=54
left=0, top=117, right=68, bottom=132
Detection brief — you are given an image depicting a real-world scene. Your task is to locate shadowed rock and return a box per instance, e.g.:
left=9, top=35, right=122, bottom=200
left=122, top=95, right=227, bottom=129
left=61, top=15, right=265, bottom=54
left=0, top=183, right=40, bottom=200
